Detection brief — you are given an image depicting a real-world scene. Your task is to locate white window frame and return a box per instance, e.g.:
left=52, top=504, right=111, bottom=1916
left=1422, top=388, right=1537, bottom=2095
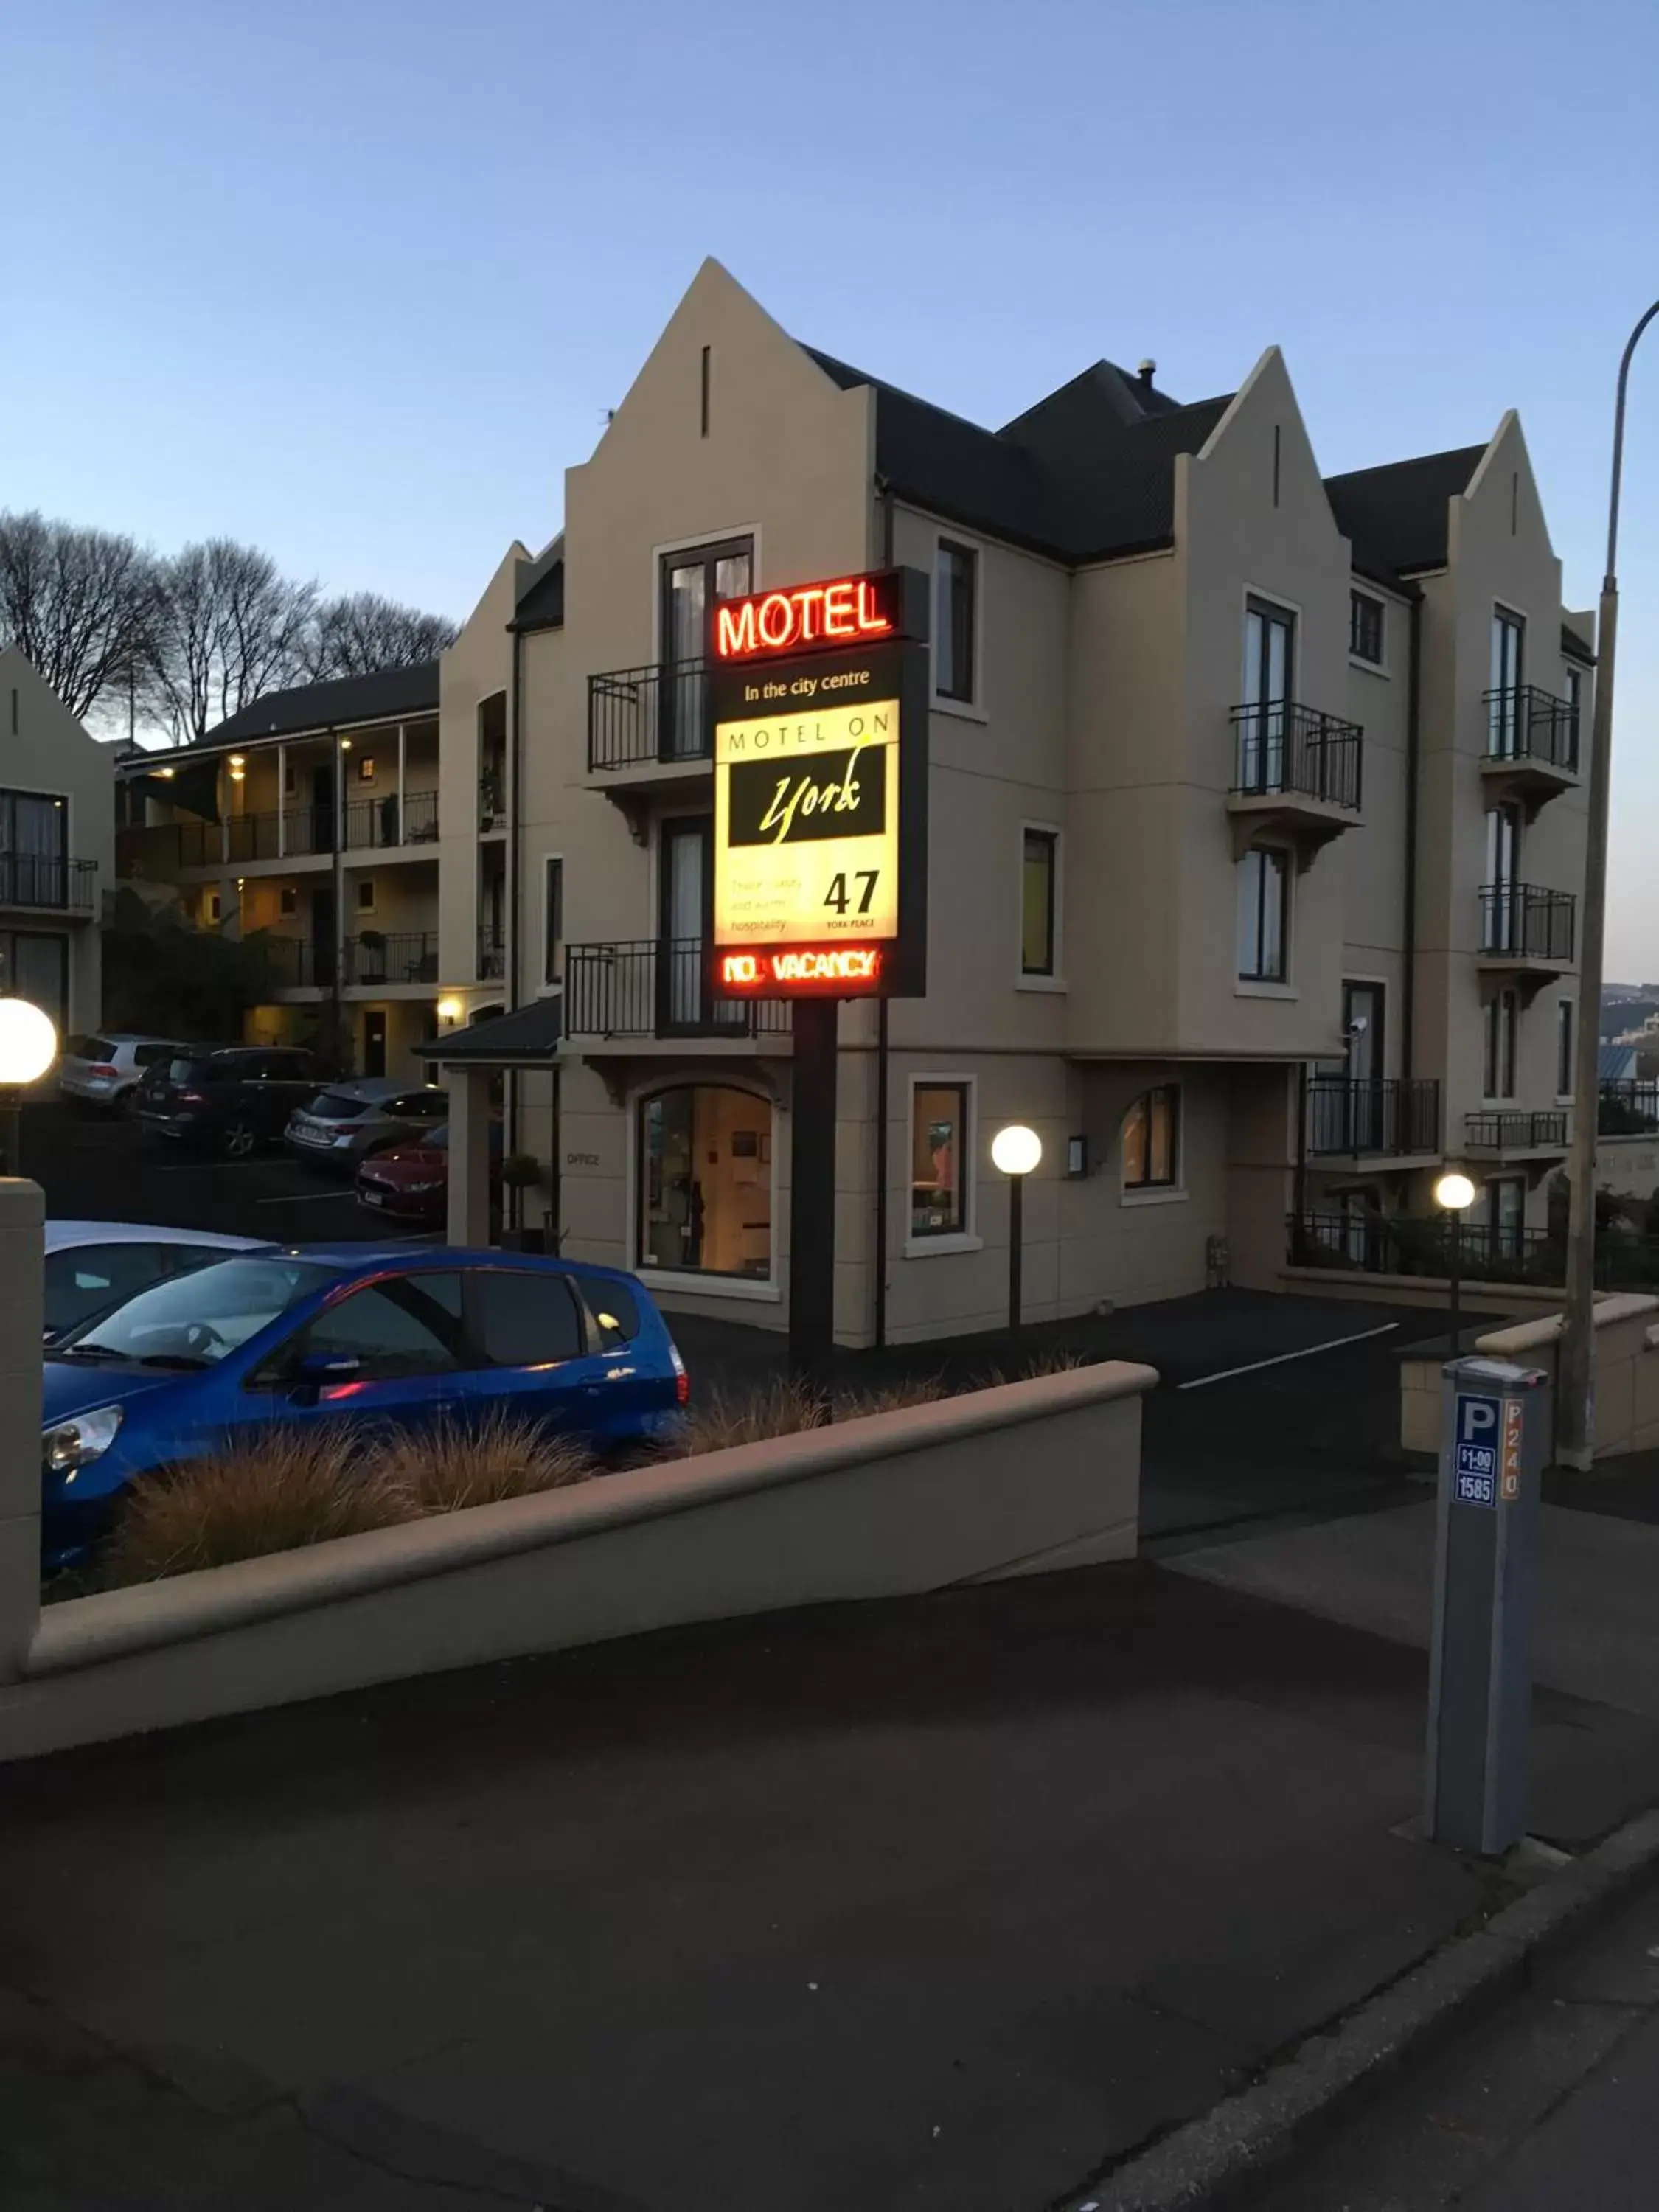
left=1017, top=819, right=1065, bottom=991
left=540, top=852, right=564, bottom=993
left=648, top=524, right=764, bottom=664
left=1234, top=842, right=1295, bottom=996
left=928, top=526, right=988, bottom=722
left=624, top=1078, right=782, bottom=1304
left=904, top=1071, right=982, bottom=1256
left=1119, top=1082, right=1188, bottom=1209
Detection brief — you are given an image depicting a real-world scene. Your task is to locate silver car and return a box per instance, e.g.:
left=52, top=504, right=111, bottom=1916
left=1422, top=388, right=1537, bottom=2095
left=60, top=1034, right=185, bottom=1110
left=285, top=1077, right=449, bottom=1172
left=44, top=1222, right=274, bottom=1343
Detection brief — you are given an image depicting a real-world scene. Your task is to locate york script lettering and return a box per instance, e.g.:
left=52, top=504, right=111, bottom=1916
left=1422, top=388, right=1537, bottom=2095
left=757, top=764, right=862, bottom=844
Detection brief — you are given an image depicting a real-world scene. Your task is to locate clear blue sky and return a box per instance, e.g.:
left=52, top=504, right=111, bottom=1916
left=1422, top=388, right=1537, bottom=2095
left=4, top=0, right=1657, bottom=970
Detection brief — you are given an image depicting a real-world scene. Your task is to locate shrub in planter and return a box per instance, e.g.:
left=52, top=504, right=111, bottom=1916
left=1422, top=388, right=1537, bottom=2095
left=375, top=1412, right=596, bottom=1515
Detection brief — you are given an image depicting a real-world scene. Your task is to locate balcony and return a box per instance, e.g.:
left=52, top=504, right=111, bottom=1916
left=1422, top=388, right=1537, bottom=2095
left=1599, top=1079, right=1659, bottom=1135
left=0, top=854, right=97, bottom=915
left=260, top=936, right=331, bottom=991
left=1477, top=883, right=1575, bottom=990
left=1305, top=1077, right=1440, bottom=1160
left=1464, top=1109, right=1569, bottom=1157
left=347, top=931, right=439, bottom=987
left=344, top=790, right=439, bottom=852
left=1481, top=686, right=1579, bottom=813
left=564, top=939, right=790, bottom=1046
left=1226, top=702, right=1363, bottom=860
left=161, top=809, right=335, bottom=870
left=1288, top=1211, right=1565, bottom=1287
left=587, top=664, right=712, bottom=821
left=477, top=928, right=507, bottom=984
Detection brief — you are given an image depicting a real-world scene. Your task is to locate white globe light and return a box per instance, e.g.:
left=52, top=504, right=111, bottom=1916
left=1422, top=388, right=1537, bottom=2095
left=1434, top=1170, right=1476, bottom=1212
left=992, top=1123, right=1043, bottom=1178
left=0, top=998, right=58, bottom=1087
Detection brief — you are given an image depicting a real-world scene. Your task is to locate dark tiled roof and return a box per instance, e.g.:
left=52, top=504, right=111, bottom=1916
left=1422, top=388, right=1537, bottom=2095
left=415, top=994, right=562, bottom=1064
left=804, top=346, right=1231, bottom=564
left=1323, top=447, right=1486, bottom=585
left=198, top=661, right=440, bottom=750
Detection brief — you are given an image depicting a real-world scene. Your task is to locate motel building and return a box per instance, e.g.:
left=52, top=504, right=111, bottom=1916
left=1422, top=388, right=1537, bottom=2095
left=117, top=260, right=1593, bottom=1346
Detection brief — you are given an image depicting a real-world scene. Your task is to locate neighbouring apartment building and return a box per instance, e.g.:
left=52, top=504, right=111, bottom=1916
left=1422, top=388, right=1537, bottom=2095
left=0, top=647, right=113, bottom=1042
left=116, top=260, right=1593, bottom=1343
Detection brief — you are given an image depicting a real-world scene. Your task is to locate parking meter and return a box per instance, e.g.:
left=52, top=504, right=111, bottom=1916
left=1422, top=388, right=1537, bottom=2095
left=1424, top=1355, right=1551, bottom=1857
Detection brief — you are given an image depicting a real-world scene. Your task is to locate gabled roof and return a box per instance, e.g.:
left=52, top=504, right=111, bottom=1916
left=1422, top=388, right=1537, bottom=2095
left=196, top=661, right=440, bottom=751
left=804, top=345, right=1232, bottom=565
left=512, top=553, right=565, bottom=631
left=415, top=993, right=563, bottom=1065
left=1322, top=446, right=1487, bottom=585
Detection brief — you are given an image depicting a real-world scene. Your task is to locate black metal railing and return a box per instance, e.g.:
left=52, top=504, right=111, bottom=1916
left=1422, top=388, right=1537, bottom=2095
left=564, top=938, right=791, bottom=1038
left=1484, top=685, right=1579, bottom=773
left=1288, top=1211, right=1659, bottom=1293
left=344, top=790, right=439, bottom=849
left=477, top=928, right=507, bottom=983
left=588, top=661, right=712, bottom=772
left=1288, top=1211, right=1564, bottom=1286
left=1599, top=1079, right=1659, bottom=1134
left=260, top=936, right=331, bottom=990
left=175, top=809, right=336, bottom=866
left=0, top=854, right=97, bottom=911
left=1229, top=700, right=1363, bottom=810
left=1305, top=1077, right=1440, bottom=1157
left=346, top=931, right=439, bottom=986
left=1478, top=883, right=1576, bottom=962
left=1464, top=1110, right=1569, bottom=1151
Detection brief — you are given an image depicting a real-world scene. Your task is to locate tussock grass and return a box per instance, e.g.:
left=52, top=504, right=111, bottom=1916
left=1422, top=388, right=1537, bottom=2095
left=375, top=1412, right=597, bottom=1516
left=100, top=1426, right=405, bottom=1586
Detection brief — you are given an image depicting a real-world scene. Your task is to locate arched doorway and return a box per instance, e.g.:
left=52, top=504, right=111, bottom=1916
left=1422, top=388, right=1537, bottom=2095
left=637, top=1084, right=772, bottom=1281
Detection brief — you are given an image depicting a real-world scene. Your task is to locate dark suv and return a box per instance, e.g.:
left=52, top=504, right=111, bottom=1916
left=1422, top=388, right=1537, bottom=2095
left=136, top=1047, right=323, bottom=1157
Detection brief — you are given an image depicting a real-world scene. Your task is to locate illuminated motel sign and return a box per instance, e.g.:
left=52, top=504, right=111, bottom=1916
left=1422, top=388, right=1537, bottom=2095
left=710, top=568, right=930, bottom=1001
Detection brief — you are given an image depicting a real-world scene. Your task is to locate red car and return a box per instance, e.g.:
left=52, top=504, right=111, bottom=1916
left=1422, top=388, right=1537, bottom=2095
left=355, top=1121, right=502, bottom=1225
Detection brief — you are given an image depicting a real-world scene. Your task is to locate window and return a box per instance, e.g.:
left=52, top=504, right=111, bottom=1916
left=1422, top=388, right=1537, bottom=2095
left=1122, top=1086, right=1180, bottom=1192
left=1482, top=1177, right=1526, bottom=1263
left=1237, top=846, right=1288, bottom=982
left=1484, top=990, right=1519, bottom=1101
left=356, top=878, right=376, bottom=914
left=543, top=856, right=564, bottom=989
left=284, top=757, right=297, bottom=796
left=1349, top=591, right=1384, bottom=665
left=1489, top=607, right=1526, bottom=754
left=472, top=1270, right=585, bottom=1367
left=1020, top=828, right=1058, bottom=977
left=660, top=537, right=752, bottom=758
left=44, top=1242, right=173, bottom=1339
left=295, top=1273, right=466, bottom=1381
left=279, top=886, right=298, bottom=918
left=580, top=1281, right=640, bottom=1348
left=0, top=931, right=68, bottom=1028
left=1564, top=665, right=1585, bottom=768
left=389, top=1089, right=448, bottom=1124
left=1557, top=998, right=1575, bottom=1099
left=911, top=1082, right=970, bottom=1239
left=357, top=754, right=376, bottom=783
left=206, top=889, right=223, bottom=925
left=639, top=1085, right=771, bottom=1279
left=72, top=1256, right=332, bottom=1366
left=934, top=540, right=977, bottom=704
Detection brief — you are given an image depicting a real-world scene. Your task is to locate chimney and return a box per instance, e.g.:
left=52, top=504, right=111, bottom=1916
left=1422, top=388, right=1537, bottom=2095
left=1137, top=358, right=1157, bottom=389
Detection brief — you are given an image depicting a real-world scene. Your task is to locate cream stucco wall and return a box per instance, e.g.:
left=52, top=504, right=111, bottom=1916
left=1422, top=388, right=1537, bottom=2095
left=0, top=647, right=114, bottom=1041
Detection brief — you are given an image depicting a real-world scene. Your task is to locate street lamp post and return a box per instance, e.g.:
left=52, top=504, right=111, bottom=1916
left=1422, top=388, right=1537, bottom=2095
left=1435, top=1170, right=1476, bottom=1357
left=0, top=999, right=60, bottom=1177
left=1560, top=299, right=1659, bottom=1471
left=992, top=1124, right=1042, bottom=1333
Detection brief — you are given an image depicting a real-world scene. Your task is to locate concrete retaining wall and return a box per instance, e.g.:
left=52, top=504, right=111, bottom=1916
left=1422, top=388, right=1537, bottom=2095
left=1, top=1358, right=1155, bottom=1764
left=1399, top=1294, right=1659, bottom=1458
left=1281, top=1265, right=1567, bottom=1318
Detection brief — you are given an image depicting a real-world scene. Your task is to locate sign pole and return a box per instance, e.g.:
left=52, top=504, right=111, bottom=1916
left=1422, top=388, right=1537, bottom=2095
left=788, top=996, right=839, bottom=1388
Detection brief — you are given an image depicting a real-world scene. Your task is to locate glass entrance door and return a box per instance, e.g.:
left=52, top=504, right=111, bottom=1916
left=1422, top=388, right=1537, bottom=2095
left=659, top=538, right=752, bottom=759
left=1240, top=600, right=1295, bottom=790
left=1343, top=981, right=1385, bottom=1150
left=659, top=818, right=709, bottom=1030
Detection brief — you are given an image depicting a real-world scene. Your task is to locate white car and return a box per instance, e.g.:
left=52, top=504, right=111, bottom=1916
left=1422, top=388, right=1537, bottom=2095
left=59, top=1034, right=186, bottom=1110
left=44, top=1222, right=274, bottom=1343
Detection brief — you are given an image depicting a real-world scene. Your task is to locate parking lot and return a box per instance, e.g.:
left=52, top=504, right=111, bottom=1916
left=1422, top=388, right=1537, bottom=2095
left=20, top=1098, right=412, bottom=1244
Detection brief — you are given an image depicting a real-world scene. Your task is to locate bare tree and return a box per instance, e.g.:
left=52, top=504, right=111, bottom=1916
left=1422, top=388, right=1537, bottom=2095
left=304, top=591, right=459, bottom=681
left=147, top=539, right=318, bottom=743
left=0, top=509, right=159, bottom=723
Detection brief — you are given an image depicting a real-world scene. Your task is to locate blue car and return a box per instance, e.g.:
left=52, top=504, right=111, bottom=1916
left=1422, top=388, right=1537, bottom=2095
left=41, top=1245, right=689, bottom=1570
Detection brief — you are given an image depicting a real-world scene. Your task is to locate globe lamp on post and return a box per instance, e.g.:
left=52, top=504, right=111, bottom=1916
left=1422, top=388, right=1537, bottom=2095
left=0, top=999, right=59, bottom=1178
left=992, top=1123, right=1043, bottom=1333
left=1435, top=1169, right=1477, bottom=1357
